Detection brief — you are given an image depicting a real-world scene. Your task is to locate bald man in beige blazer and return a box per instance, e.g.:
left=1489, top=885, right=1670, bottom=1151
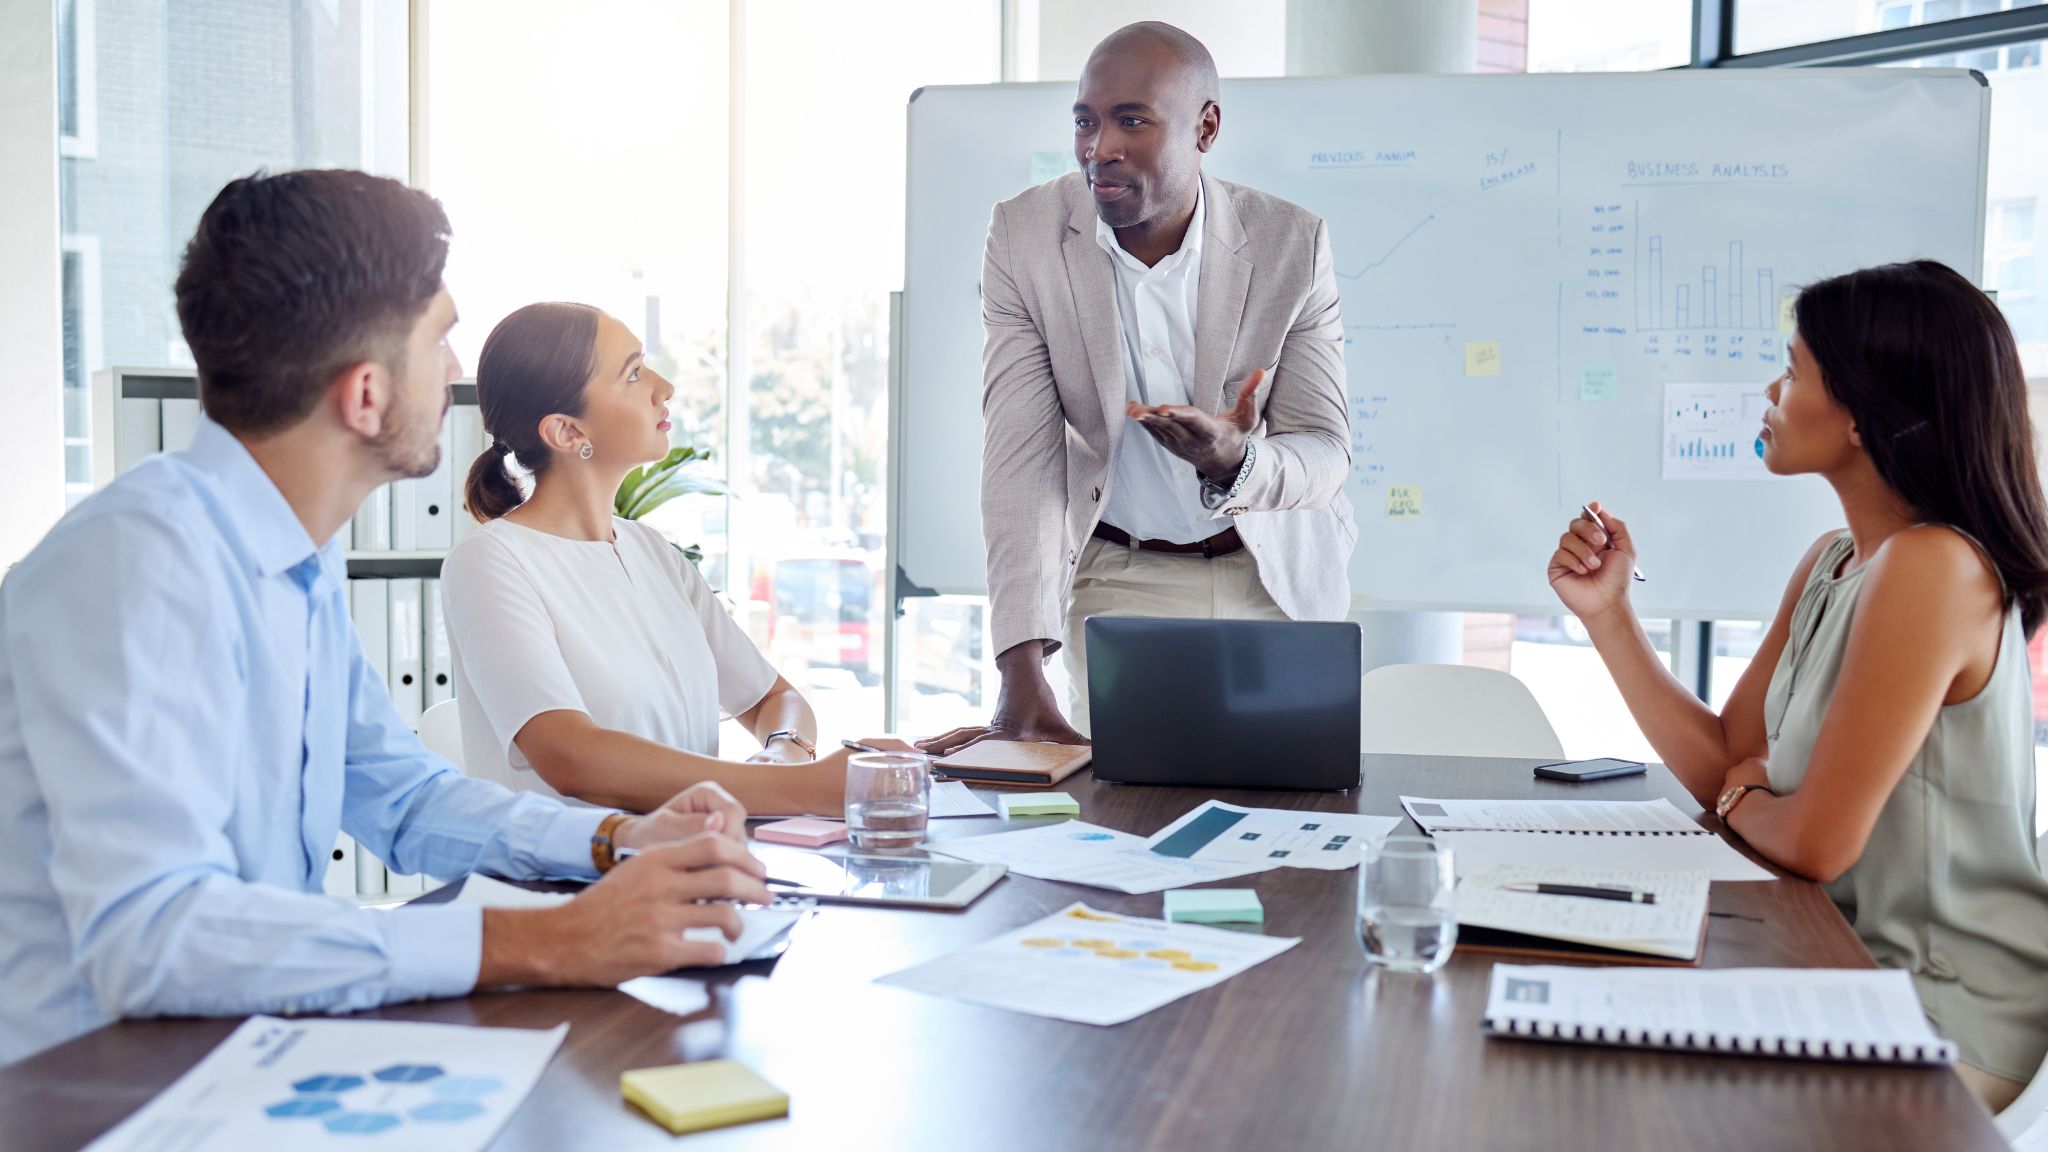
left=921, top=22, right=1355, bottom=754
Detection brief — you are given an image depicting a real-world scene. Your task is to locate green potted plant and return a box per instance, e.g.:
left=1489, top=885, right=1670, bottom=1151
left=614, top=445, right=725, bottom=563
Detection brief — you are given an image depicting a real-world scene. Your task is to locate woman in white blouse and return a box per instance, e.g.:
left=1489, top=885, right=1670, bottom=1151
left=443, top=302, right=877, bottom=815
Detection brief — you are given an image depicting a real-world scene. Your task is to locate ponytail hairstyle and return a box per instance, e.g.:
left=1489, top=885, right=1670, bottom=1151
left=463, top=302, right=602, bottom=522
left=1794, top=260, right=2048, bottom=635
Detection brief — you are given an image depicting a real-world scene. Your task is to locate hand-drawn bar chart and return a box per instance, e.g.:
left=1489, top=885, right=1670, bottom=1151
left=1638, top=204, right=1781, bottom=332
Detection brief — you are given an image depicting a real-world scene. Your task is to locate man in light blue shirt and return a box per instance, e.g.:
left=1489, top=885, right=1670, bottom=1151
left=0, top=169, right=769, bottom=1065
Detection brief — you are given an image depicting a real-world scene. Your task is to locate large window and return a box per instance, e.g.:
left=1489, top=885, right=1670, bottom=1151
left=54, top=0, right=408, bottom=504
left=1525, top=0, right=1694, bottom=71
left=428, top=1, right=999, bottom=743
left=735, top=0, right=1000, bottom=739
left=1737, top=0, right=2045, bottom=56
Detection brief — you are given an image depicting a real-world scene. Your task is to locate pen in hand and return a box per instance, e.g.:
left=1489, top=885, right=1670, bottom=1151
left=840, top=739, right=951, bottom=780
left=840, top=739, right=931, bottom=759
left=614, top=847, right=803, bottom=892
left=1501, top=882, right=1657, bottom=904
left=1581, top=503, right=1647, bottom=583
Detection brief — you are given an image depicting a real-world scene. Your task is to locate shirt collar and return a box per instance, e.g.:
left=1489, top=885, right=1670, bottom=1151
left=1094, top=180, right=1206, bottom=274
left=182, top=415, right=337, bottom=587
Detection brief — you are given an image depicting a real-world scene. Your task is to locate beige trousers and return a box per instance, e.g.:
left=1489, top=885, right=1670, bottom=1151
left=1061, top=534, right=1290, bottom=735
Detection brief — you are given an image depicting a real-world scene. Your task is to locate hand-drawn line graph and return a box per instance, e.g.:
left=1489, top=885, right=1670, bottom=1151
left=1336, top=214, right=1436, bottom=282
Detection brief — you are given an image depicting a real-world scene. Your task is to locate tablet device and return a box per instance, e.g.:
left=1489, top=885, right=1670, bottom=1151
left=752, top=844, right=1005, bottom=909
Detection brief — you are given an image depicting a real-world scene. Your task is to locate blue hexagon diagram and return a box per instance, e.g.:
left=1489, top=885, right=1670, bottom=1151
left=372, top=1063, right=445, bottom=1084
left=265, top=1096, right=342, bottom=1119
left=431, top=1076, right=506, bottom=1097
left=324, top=1112, right=402, bottom=1135
left=292, top=1074, right=365, bottom=1094
left=411, top=1100, right=488, bottom=1123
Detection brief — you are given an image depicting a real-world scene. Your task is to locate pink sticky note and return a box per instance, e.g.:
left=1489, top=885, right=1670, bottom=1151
left=753, top=818, right=849, bottom=848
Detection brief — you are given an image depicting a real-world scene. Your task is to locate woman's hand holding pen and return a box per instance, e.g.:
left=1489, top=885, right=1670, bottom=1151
left=1548, top=500, right=1639, bottom=624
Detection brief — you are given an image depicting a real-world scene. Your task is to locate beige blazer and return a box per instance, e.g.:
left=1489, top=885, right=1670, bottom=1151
left=979, top=171, right=1356, bottom=656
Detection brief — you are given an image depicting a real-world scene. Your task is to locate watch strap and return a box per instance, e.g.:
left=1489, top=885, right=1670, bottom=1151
left=1719, top=783, right=1772, bottom=821
left=765, top=729, right=816, bottom=757
left=590, top=811, right=631, bottom=874
left=1199, top=438, right=1257, bottom=510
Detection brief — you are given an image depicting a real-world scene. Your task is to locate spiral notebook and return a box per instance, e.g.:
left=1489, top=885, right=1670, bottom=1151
left=1454, top=866, right=1710, bottom=965
left=1482, top=965, right=1957, bottom=1065
left=1399, top=796, right=1776, bottom=882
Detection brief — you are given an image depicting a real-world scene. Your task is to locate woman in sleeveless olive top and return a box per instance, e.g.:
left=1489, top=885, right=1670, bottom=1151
left=1548, top=261, right=2048, bottom=1109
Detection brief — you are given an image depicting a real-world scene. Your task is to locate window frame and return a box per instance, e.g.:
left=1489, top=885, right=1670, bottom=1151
left=58, top=233, right=101, bottom=504
left=1701, top=0, right=2048, bottom=68
left=56, top=0, right=97, bottom=160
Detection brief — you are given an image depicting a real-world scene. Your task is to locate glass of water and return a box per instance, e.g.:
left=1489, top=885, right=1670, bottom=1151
left=845, top=752, right=930, bottom=851
left=1357, top=836, right=1456, bottom=974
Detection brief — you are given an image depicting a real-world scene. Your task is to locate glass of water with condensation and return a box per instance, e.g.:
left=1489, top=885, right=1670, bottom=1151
left=845, top=752, right=930, bottom=851
left=1357, top=836, right=1456, bottom=973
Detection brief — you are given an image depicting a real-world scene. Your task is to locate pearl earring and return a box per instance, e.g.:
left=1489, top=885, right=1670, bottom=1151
left=578, top=442, right=594, bottom=460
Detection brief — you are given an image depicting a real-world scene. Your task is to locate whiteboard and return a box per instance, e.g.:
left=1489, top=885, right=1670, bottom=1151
left=897, top=71, right=1988, bottom=619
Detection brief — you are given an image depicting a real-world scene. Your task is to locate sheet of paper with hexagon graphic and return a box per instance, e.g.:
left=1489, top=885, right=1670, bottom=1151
left=83, top=1014, right=567, bottom=1151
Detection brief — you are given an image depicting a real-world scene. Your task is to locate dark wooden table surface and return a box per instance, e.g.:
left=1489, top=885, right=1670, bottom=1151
left=1, top=755, right=2003, bottom=1150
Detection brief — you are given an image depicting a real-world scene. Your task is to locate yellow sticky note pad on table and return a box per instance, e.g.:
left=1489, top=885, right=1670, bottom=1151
left=1386, top=485, right=1423, bottom=519
left=1464, top=340, right=1501, bottom=377
left=622, top=1060, right=788, bottom=1135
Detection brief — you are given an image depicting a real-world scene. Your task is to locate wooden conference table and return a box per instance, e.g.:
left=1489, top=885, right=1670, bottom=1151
left=2, top=755, right=2005, bottom=1150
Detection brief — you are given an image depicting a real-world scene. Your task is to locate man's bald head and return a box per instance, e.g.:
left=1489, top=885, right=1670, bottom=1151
left=1083, top=21, right=1219, bottom=111
left=1072, top=22, right=1221, bottom=233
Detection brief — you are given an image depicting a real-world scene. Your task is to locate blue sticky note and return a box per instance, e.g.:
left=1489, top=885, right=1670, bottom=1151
left=1164, top=889, right=1264, bottom=925
left=1580, top=365, right=1618, bottom=401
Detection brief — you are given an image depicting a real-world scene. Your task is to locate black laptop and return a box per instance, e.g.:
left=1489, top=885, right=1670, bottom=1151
left=1085, top=617, right=1362, bottom=790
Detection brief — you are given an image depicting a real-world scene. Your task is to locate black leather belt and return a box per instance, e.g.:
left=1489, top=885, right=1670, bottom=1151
left=1092, top=521, right=1245, bottom=558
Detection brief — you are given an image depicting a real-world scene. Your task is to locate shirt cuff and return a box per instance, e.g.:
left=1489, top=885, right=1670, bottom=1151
left=531, top=805, right=611, bottom=881
left=380, top=903, right=486, bottom=1002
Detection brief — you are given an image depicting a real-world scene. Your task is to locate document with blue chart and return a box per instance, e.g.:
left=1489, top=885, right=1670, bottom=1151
left=1145, top=801, right=1401, bottom=871
left=83, top=1015, right=566, bottom=1152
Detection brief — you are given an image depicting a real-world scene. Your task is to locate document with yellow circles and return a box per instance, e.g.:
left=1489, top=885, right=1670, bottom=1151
left=876, top=903, right=1297, bottom=1026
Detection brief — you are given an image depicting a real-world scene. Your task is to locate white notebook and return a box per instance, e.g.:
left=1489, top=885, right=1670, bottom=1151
left=1483, top=964, right=1957, bottom=1065
left=1455, top=866, right=1710, bottom=963
left=1400, top=796, right=1776, bottom=882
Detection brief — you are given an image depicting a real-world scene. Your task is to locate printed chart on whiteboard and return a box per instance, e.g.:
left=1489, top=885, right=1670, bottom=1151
left=1662, top=382, right=1776, bottom=480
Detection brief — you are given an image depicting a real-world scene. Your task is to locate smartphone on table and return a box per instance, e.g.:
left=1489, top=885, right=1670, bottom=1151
left=1532, top=757, right=1646, bottom=783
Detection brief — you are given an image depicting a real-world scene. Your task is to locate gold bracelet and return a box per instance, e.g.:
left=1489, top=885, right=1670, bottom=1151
left=590, top=812, right=631, bottom=874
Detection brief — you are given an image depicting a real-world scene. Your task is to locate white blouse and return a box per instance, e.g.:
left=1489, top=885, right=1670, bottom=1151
left=439, top=516, right=778, bottom=801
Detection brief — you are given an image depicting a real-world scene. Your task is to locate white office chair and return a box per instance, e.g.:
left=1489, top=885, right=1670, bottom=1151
left=418, top=698, right=464, bottom=772
left=1359, top=663, right=1566, bottom=760
left=1996, top=1051, right=2048, bottom=1145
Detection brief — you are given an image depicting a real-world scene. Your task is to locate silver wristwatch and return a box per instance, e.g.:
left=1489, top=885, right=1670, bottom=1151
left=1199, top=438, right=1257, bottom=510
left=764, top=730, right=815, bottom=757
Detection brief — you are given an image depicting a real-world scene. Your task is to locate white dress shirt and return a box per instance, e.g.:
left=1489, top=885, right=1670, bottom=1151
left=0, top=419, right=606, bottom=1064
left=1094, top=186, right=1229, bottom=545
left=440, top=517, right=779, bottom=801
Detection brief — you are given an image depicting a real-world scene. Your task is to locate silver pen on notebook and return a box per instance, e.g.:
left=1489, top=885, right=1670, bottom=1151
left=1501, top=882, right=1657, bottom=904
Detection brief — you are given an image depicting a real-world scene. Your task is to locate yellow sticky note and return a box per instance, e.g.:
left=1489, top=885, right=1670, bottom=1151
left=622, top=1061, right=788, bottom=1135
left=1465, top=341, right=1501, bottom=377
left=1386, top=485, right=1423, bottom=520
left=1777, top=295, right=1796, bottom=334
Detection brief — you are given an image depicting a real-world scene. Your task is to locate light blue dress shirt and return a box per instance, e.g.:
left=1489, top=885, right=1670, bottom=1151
left=0, top=417, right=609, bottom=1064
